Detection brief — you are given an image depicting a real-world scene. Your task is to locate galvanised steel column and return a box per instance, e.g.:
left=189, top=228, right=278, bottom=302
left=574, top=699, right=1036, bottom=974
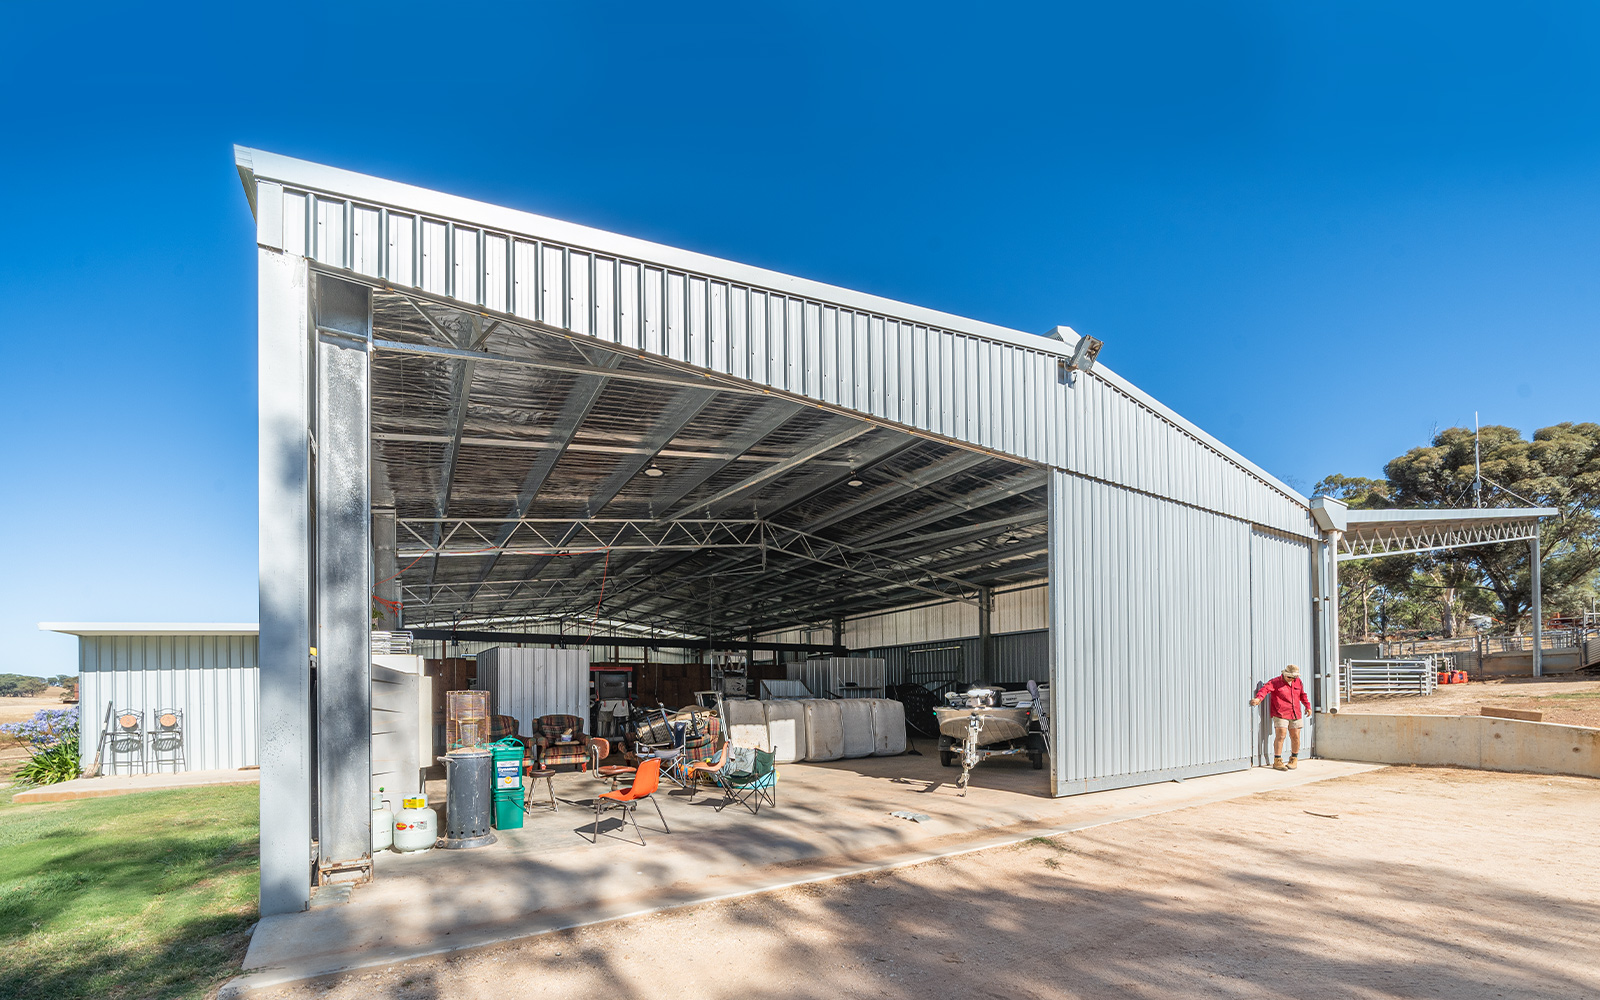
left=314, top=275, right=373, bottom=875
left=258, top=249, right=314, bottom=916
left=977, top=586, right=993, bottom=683
left=372, top=510, right=399, bottom=631
left=1531, top=526, right=1543, bottom=678
left=1046, top=471, right=1067, bottom=798
left=1326, top=532, right=1343, bottom=713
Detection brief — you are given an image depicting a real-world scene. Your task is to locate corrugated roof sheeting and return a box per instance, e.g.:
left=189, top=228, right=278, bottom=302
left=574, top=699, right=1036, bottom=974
left=77, top=634, right=260, bottom=772
left=246, top=155, right=1312, bottom=539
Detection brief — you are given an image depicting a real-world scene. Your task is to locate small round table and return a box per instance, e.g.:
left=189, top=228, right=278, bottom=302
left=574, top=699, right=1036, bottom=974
left=595, top=764, right=636, bottom=791
left=524, top=765, right=558, bottom=813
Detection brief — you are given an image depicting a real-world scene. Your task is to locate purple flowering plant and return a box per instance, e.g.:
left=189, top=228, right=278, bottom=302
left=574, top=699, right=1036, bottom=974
left=1, top=707, right=81, bottom=784
left=0, top=707, right=79, bottom=749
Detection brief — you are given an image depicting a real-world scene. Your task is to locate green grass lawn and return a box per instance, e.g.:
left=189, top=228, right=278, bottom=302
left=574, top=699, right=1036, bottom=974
left=0, top=783, right=259, bottom=1000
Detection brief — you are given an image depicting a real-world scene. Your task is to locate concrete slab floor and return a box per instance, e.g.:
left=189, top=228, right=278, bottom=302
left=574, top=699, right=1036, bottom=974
left=11, top=767, right=260, bottom=803
left=233, top=754, right=1378, bottom=995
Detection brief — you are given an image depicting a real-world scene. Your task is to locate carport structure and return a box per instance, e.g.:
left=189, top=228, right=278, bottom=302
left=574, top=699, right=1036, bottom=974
left=241, top=148, right=1335, bottom=916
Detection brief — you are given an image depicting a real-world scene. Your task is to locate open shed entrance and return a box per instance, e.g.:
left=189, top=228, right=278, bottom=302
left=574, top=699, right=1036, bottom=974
left=311, top=270, right=1054, bottom=880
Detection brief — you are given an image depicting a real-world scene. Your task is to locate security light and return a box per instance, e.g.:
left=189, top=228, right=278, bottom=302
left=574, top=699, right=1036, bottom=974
left=1057, top=333, right=1104, bottom=386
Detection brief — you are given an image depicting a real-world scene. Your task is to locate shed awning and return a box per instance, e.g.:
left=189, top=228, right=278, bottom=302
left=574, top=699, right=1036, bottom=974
left=1311, top=505, right=1558, bottom=561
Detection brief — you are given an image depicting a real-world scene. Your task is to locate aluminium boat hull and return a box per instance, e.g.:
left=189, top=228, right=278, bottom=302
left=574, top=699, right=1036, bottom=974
left=933, top=706, right=1031, bottom=745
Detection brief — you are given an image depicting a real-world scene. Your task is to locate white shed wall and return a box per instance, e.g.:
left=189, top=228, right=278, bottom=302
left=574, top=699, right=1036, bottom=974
left=77, top=634, right=259, bottom=772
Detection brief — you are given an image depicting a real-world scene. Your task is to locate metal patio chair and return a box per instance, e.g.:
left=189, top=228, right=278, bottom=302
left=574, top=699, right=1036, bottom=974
left=108, top=709, right=146, bottom=775
left=149, top=708, right=185, bottom=772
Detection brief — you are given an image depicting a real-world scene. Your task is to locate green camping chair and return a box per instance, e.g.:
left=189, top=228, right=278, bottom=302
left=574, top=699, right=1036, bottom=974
left=714, top=747, right=777, bottom=815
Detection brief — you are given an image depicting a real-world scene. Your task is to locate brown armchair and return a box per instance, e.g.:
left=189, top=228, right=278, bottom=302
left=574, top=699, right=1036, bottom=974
left=536, top=714, right=606, bottom=771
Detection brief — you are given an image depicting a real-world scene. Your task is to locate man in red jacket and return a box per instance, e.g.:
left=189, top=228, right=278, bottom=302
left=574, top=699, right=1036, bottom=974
left=1251, top=663, right=1311, bottom=771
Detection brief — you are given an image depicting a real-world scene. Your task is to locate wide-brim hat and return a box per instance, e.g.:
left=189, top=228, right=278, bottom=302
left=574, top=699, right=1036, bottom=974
left=1282, top=664, right=1301, bottom=678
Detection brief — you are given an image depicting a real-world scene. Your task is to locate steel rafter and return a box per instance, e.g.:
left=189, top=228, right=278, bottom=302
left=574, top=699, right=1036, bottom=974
left=497, top=388, right=718, bottom=603
left=1338, top=519, right=1542, bottom=561
left=464, top=354, right=624, bottom=600
left=397, top=517, right=766, bottom=558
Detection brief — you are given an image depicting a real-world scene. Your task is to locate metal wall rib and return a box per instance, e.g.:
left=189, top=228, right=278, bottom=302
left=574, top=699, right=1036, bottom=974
left=248, top=168, right=1313, bottom=538
left=76, top=635, right=260, bottom=772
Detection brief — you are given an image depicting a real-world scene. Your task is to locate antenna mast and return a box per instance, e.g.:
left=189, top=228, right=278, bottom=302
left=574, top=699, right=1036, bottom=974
left=1473, top=411, right=1482, bottom=508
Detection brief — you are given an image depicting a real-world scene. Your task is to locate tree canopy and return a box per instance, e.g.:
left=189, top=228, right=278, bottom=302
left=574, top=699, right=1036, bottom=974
left=1319, top=423, right=1600, bottom=639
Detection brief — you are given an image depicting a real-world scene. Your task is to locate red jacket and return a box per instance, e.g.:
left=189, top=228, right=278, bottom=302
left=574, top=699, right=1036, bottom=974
left=1258, top=676, right=1310, bottom=720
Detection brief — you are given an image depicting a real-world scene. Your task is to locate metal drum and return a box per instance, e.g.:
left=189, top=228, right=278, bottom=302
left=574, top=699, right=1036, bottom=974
left=441, top=748, right=497, bottom=849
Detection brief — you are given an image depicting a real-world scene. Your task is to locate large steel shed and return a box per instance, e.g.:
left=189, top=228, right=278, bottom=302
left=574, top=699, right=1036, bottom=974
left=238, top=148, right=1330, bottom=916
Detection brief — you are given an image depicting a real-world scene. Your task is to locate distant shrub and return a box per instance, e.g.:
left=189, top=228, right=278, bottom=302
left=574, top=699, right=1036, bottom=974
left=2, top=707, right=81, bottom=785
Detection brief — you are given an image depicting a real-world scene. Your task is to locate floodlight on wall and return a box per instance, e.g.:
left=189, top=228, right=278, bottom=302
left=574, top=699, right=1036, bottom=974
left=643, top=463, right=665, bottom=478
left=1056, top=332, right=1104, bottom=386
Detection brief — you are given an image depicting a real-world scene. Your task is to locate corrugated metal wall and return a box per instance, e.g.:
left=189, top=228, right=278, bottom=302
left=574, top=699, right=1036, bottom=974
left=77, top=635, right=260, bottom=772
left=762, top=584, right=1046, bottom=649
left=1249, top=529, right=1316, bottom=765
left=1049, top=471, right=1257, bottom=795
left=859, top=630, right=1049, bottom=687
left=248, top=159, right=1314, bottom=539
left=474, top=647, right=590, bottom=736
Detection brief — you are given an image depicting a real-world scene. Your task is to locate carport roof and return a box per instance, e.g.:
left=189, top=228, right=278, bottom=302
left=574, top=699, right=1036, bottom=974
left=1310, top=499, right=1558, bottom=561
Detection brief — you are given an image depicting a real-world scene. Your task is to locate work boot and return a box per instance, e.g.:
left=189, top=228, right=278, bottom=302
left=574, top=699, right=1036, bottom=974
left=1272, top=758, right=1287, bottom=771
left=1286, top=756, right=1298, bottom=770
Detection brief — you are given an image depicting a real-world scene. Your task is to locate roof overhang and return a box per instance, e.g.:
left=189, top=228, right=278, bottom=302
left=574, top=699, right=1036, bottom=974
left=39, top=623, right=261, bottom=637
left=1328, top=507, right=1558, bottom=561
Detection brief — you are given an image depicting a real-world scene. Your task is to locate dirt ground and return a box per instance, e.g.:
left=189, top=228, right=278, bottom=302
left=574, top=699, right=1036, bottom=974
left=254, top=766, right=1600, bottom=1000
left=1340, top=675, right=1600, bottom=728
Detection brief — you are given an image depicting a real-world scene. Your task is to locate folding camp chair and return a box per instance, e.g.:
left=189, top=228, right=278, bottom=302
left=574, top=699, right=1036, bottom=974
left=714, top=748, right=777, bottom=815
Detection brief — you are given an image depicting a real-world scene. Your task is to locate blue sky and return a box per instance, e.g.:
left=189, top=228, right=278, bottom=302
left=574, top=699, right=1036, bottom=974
left=4, top=2, right=1598, bottom=678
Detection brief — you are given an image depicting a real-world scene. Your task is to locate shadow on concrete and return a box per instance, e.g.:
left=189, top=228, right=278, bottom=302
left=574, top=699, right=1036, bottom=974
left=287, top=770, right=1600, bottom=1000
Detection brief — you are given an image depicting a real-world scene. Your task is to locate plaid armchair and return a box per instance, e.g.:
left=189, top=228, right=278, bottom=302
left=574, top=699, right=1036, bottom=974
left=536, top=714, right=598, bottom=771
left=681, top=713, right=723, bottom=767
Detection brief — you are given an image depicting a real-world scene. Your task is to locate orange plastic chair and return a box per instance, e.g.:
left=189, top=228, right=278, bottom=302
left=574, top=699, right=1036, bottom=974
left=684, top=743, right=730, bottom=802
left=591, top=756, right=669, bottom=845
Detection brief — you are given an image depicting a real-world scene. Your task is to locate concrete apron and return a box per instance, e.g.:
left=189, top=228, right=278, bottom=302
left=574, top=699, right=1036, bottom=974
left=12, top=768, right=260, bottom=804
left=230, top=756, right=1379, bottom=996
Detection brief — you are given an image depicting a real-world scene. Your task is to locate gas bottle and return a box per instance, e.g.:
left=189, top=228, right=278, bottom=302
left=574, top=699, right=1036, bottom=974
left=372, top=787, right=394, bottom=852
left=393, top=796, right=437, bottom=852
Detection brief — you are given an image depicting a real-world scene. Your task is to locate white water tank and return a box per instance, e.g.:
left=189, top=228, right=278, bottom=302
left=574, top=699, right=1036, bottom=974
left=763, top=700, right=809, bottom=764
left=723, top=698, right=771, bottom=751
left=837, top=699, right=876, bottom=758
left=869, top=699, right=907, bottom=756
left=802, top=699, right=844, bottom=762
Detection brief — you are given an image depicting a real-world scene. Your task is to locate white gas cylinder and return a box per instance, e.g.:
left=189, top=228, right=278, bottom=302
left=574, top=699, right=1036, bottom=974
left=372, top=788, right=394, bottom=852
left=393, top=796, right=437, bottom=852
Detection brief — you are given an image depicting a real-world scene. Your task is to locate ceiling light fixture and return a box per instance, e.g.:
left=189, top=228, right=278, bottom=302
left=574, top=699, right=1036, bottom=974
left=643, top=464, right=664, bottom=478
left=847, top=477, right=864, bottom=488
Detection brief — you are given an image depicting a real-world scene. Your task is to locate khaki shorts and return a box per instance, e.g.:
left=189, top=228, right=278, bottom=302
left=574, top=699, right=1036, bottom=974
left=1272, top=716, right=1303, bottom=731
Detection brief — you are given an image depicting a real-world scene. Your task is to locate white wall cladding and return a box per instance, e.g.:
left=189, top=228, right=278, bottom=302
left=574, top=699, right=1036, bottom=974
left=1048, top=471, right=1316, bottom=795
left=77, top=635, right=260, bottom=772
left=1248, top=528, right=1316, bottom=764
left=474, top=647, right=590, bottom=736
left=861, top=630, right=1050, bottom=687
left=242, top=152, right=1312, bottom=537
left=843, top=601, right=980, bottom=648
left=994, top=585, right=1048, bottom=634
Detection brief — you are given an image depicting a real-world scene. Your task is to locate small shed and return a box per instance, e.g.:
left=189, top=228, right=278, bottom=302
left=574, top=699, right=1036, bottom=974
left=39, top=623, right=260, bottom=773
